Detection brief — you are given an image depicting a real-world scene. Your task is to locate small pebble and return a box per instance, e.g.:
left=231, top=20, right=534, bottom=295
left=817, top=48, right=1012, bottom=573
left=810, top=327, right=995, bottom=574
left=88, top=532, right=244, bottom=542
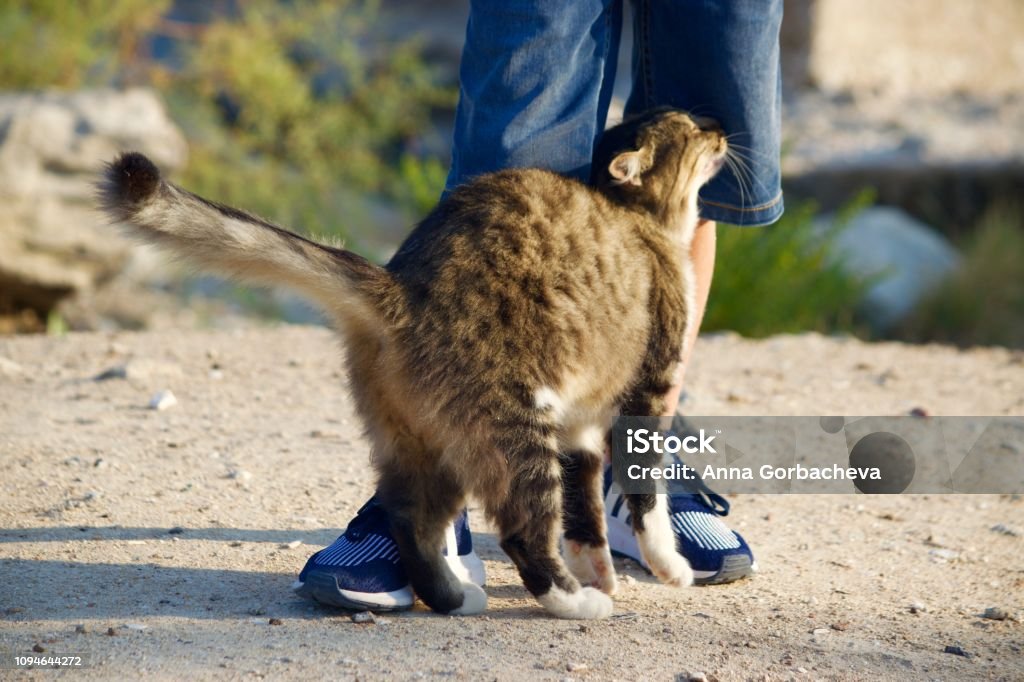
left=944, top=645, right=971, bottom=658
left=990, top=524, right=1021, bottom=537
left=106, top=627, right=118, bottom=636
left=280, top=540, right=302, bottom=550
left=94, top=365, right=128, bottom=381
left=74, top=624, right=87, bottom=634
left=909, top=602, right=927, bottom=614
left=982, top=607, right=1008, bottom=621
left=248, top=606, right=267, bottom=616
left=229, top=469, right=253, bottom=483
left=679, top=673, right=708, bottom=682
left=0, top=357, right=24, bottom=376
left=268, top=618, right=283, bottom=626
left=811, top=628, right=830, bottom=636
left=168, top=527, right=185, bottom=535
left=351, top=611, right=376, bottom=624
left=148, top=389, right=178, bottom=411
left=929, top=548, right=958, bottom=562
left=123, top=622, right=148, bottom=631
left=566, top=662, right=588, bottom=673
left=32, top=643, right=45, bottom=653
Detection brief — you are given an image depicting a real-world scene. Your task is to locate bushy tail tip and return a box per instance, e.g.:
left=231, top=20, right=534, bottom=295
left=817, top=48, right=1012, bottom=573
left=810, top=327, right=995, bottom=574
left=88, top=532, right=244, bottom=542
left=99, top=152, right=162, bottom=218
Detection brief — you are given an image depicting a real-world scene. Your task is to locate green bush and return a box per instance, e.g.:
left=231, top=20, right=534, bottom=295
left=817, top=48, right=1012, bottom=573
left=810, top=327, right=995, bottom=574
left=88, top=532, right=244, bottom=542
left=703, top=199, right=872, bottom=337
left=1, top=0, right=453, bottom=249
left=898, top=204, right=1024, bottom=348
left=0, top=1, right=170, bottom=88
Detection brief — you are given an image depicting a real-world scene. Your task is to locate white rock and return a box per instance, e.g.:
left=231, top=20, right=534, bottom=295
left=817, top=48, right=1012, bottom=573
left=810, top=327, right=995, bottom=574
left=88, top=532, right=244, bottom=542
left=0, top=357, right=24, bottom=376
left=816, top=207, right=961, bottom=330
left=148, top=389, right=178, bottom=411
left=929, top=548, right=959, bottom=562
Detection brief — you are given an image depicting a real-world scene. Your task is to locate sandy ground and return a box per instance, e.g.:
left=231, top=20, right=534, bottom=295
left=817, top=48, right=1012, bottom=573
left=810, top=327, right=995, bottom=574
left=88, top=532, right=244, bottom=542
left=1, top=326, right=1022, bottom=681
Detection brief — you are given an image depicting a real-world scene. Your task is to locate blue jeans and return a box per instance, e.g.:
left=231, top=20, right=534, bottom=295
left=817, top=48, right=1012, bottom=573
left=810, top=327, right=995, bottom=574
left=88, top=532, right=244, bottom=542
left=446, top=0, right=784, bottom=227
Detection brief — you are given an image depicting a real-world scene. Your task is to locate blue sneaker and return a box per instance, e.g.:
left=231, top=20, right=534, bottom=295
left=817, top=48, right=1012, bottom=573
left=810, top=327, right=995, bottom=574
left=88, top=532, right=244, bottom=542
left=604, top=466, right=757, bottom=585
left=292, top=496, right=485, bottom=611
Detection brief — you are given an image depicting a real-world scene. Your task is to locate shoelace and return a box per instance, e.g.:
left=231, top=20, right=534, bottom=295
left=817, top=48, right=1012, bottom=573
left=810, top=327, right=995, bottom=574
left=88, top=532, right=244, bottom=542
left=666, top=416, right=731, bottom=516
left=343, top=496, right=386, bottom=541
left=671, top=488, right=730, bottom=516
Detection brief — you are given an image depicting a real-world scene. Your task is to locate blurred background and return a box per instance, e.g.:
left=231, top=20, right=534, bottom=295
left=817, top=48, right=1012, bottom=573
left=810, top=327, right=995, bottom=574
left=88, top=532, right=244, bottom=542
left=0, top=0, right=1021, bottom=347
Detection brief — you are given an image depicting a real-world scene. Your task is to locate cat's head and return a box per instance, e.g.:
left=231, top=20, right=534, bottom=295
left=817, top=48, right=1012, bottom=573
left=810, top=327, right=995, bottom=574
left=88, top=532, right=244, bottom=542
left=591, top=108, right=727, bottom=219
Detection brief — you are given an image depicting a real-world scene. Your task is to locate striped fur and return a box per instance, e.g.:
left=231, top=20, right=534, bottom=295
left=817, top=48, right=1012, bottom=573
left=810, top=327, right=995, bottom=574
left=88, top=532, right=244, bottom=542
left=98, top=109, right=727, bottom=619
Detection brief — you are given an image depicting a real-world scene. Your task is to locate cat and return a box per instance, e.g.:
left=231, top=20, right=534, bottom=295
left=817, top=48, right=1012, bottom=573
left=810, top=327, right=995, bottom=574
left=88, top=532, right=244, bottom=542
left=98, top=107, right=727, bottom=620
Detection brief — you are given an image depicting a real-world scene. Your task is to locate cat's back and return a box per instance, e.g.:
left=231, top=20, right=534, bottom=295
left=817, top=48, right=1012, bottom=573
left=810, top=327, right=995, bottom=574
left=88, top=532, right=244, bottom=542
left=388, top=168, right=612, bottom=274
left=387, top=168, right=648, bottom=316
left=383, top=168, right=655, bottom=412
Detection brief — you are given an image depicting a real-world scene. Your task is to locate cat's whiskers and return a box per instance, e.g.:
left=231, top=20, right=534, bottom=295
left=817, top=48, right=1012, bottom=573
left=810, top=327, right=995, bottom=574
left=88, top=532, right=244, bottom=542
left=722, top=149, right=754, bottom=210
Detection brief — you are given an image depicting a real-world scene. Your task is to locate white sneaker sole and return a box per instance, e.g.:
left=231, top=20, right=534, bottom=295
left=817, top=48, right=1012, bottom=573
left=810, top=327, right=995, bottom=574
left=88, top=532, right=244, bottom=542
left=293, top=551, right=486, bottom=611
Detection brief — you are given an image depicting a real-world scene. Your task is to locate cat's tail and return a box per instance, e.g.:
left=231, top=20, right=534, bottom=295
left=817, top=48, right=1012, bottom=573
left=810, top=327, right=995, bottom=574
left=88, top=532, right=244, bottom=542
left=98, top=152, right=393, bottom=330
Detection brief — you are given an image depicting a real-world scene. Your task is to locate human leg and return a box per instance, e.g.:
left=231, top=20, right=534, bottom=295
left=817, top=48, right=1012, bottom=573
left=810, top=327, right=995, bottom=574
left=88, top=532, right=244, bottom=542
left=627, top=0, right=785, bottom=226
left=604, top=0, right=785, bottom=582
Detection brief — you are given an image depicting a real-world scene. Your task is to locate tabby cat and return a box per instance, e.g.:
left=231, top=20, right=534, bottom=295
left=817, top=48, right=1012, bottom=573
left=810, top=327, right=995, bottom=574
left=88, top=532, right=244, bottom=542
left=99, top=108, right=727, bottom=620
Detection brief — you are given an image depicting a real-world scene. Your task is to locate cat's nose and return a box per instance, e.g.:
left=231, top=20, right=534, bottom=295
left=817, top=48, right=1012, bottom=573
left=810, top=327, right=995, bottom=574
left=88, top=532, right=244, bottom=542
left=693, top=116, right=722, bottom=133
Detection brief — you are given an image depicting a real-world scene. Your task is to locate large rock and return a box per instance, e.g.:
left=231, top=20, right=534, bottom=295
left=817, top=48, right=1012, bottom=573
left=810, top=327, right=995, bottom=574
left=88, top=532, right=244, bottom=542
left=0, top=89, right=187, bottom=331
left=818, top=207, right=962, bottom=331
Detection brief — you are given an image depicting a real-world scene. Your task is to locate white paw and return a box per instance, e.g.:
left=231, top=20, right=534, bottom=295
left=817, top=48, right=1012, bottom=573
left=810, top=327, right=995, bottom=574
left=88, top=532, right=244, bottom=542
left=641, top=544, right=694, bottom=587
left=564, top=540, right=618, bottom=595
left=448, top=582, right=487, bottom=616
left=637, top=497, right=694, bottom=587
left=538, top=585, right=614, bottom=620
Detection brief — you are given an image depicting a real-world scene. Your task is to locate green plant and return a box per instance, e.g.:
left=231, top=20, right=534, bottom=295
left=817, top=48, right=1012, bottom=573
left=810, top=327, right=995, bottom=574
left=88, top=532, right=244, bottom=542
left=898, top=204, right=1024, bottom=348
left=169, top=0, right=454, bottom=241
left=703, top=198, right=873, bottom=337
left=0, top=0, right=170, bottom=88
left=2, top=0, right=453, bottom=244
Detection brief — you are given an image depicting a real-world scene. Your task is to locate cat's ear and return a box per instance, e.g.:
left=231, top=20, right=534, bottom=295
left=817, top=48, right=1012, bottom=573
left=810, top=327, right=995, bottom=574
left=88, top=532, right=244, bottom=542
left=608, top=148, right=650, bottom=186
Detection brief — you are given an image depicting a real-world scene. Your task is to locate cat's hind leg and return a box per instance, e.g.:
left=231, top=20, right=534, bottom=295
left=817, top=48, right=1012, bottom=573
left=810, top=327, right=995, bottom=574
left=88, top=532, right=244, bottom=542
left=496, top=433, right=613, bottom=620
left=560, top=430, right=617, bottom=595
left=377, top=460, right=487, bottom=615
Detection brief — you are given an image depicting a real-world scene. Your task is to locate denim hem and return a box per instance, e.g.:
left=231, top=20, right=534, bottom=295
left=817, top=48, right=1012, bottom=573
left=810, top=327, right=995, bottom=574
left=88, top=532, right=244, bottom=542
left=699, top=192, right=785, bottom=227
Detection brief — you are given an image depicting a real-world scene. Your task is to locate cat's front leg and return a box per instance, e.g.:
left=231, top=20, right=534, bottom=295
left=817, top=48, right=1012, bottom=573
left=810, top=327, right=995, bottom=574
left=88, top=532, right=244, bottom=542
left=616, top=286, right=694, bottom=587
left=616, top=407, right=695, bottom=588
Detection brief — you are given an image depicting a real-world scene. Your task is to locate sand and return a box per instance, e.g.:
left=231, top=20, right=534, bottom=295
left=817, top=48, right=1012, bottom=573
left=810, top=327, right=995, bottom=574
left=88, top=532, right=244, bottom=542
left=1, top=327, right=1022, bottom=680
